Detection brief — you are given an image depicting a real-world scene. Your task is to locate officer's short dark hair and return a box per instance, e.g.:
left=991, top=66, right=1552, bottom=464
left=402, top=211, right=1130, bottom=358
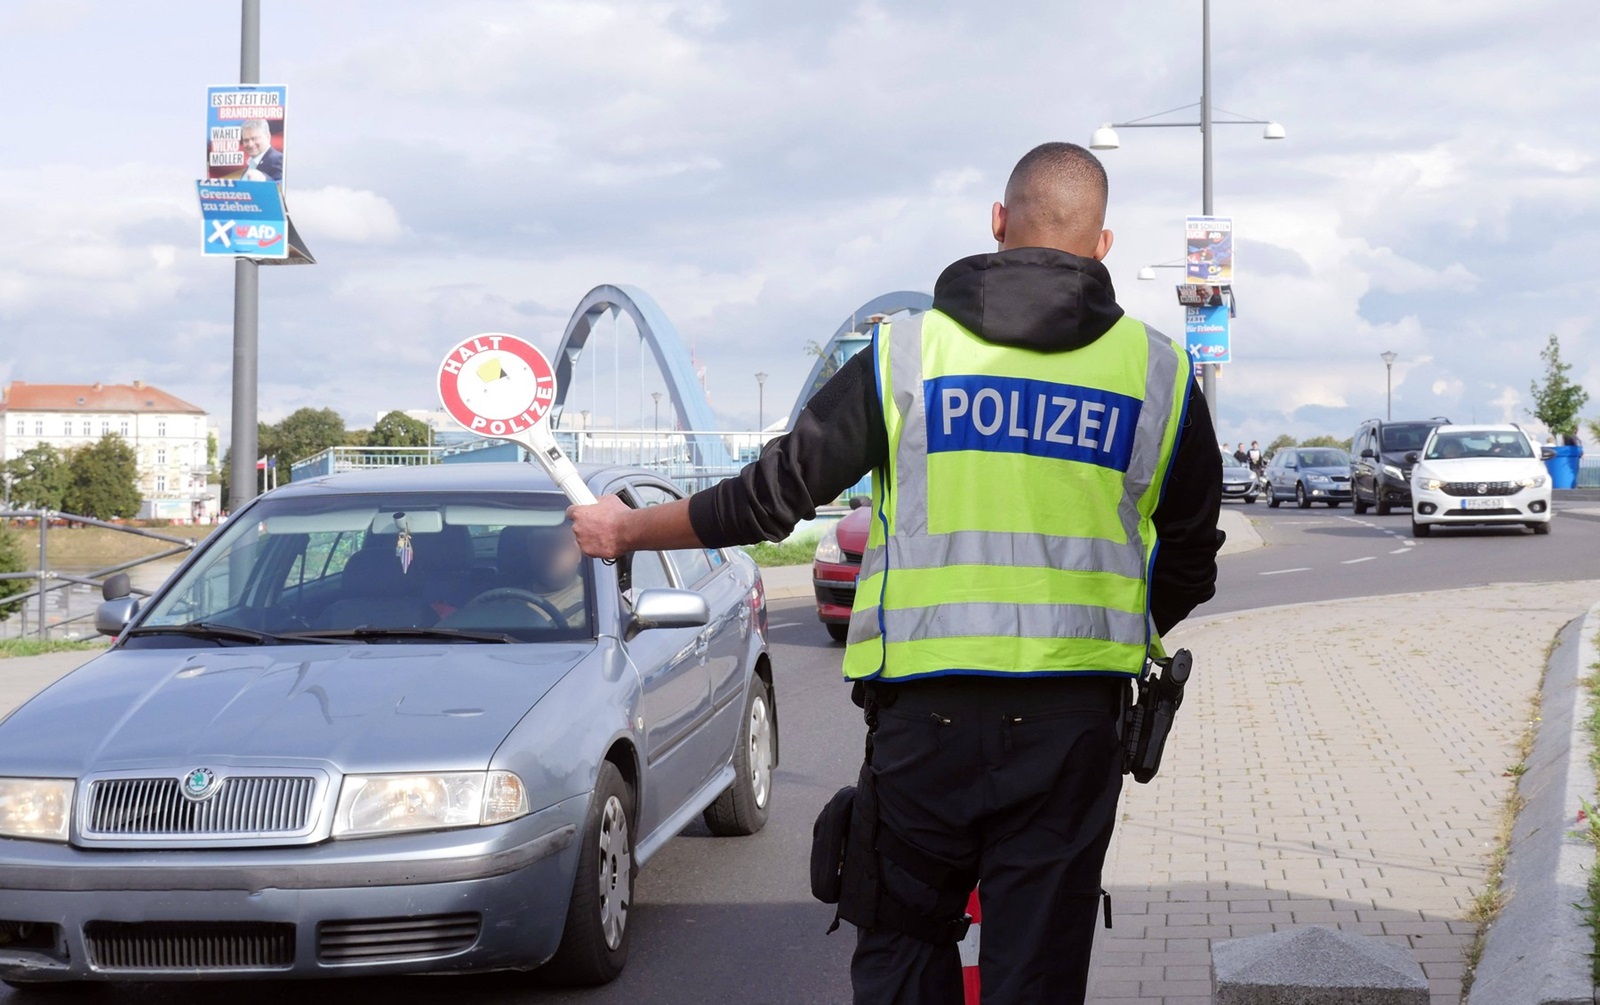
left=1004, top=142, right=1109, bottom=229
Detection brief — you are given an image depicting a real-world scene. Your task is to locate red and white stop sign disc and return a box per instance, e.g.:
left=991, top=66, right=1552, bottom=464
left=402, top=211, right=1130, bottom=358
left=436, top=333, right=559, bottom=438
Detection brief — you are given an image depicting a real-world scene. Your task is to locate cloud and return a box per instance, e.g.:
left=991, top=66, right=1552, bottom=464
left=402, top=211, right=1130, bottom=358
left=287, top=186, right=404, bottom=242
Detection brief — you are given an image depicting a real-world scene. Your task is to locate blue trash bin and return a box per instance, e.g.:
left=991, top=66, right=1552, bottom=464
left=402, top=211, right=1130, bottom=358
left=1544, top=443, right=1582, bottom=489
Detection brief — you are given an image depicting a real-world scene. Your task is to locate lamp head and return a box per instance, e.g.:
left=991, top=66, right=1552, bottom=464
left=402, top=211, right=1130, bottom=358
left=1380, top=351, right=1398, bottom=366
left=1137, top=266, right=1156, bottom=281
left=1263, top=121, right=1287, bottom=140
left=1089, top=124, right=1120, bottom=150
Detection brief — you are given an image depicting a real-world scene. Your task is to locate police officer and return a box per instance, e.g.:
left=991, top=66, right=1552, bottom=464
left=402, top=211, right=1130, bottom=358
left=568, top=142, right=1223, bottom=1004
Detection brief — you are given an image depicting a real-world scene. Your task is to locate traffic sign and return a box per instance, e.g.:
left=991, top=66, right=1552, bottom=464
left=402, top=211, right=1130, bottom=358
left=437, top=334, right=596, bottom=505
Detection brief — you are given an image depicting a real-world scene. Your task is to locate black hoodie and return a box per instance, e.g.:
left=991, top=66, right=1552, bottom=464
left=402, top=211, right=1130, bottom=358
left=688, top=248, right=1224, bottom=634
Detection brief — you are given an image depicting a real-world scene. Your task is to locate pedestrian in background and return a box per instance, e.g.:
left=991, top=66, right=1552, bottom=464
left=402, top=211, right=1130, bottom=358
left=568, top=142, right=1223, bottom=1004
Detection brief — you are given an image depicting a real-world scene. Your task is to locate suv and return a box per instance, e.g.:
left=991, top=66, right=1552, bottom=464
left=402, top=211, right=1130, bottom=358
left=1350, top=417, right=1450, bottom=515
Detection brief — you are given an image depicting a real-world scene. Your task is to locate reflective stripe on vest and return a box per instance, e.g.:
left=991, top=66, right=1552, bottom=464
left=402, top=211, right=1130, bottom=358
left=842, top=309, right=1190, bottom=681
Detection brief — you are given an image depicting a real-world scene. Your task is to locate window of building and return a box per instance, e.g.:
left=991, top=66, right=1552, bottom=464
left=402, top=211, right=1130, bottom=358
left=157, top=421, right=167, bottom=437
left=34, top=421, right=44, bottom=436
left=64, top=420, right=73, bottom=436
left=120, top=420, right=129, bottom=436
left=100, top=421, right=109, bottom=436
left=156, top=476, right=167, bottom=493
left=157, top=449, right=167, bottom=465
left=13, top=421, right=21, bottom=436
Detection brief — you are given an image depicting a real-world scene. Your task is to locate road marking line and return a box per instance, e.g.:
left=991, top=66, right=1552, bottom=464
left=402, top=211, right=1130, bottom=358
left=1260, top=567, right=1312, bottom=576
left=1390, top=547, right=1412, bottom=554
left=767, top=621, right=801, bottom=629
left=1341, top=557, right=1376, bottom=564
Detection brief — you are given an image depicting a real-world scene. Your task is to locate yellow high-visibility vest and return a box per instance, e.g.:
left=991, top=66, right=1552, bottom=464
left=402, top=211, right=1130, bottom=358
left=842, top=309, right=1191, bottom=681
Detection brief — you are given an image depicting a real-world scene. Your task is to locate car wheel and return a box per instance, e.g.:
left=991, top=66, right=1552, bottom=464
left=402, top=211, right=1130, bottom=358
left=703, top=676, right=775, bottom=837
left=1353, top=495, right=1369, bottom=515
left=826, top=622, right=849, bottom=643
left=1244, top=494, right=1257, bottom=504
left=1376, top=497, right=1392, bottom=516
left=1267, top=490, right=1281, bottom=508
left=1411, top=519, right=1430, bottom=538
left=1531, top=521, right=1551, bottom=536
left=1295, top=484, right=1311, bottom=509
left=541, top=761, right=634, bottom=986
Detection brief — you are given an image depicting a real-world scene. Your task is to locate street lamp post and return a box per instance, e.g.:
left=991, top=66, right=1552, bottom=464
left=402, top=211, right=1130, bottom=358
left=651, top=391, right=662, bottom=431
left=755, top=372, right=769, bottom=432
left=1090, top=0, right=1284, bottom=434
left=1381, top=351, right=1397, bottom=420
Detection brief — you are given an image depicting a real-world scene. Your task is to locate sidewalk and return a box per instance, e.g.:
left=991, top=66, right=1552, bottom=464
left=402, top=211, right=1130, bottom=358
left=1090, top=579, right=1600, bottom=1004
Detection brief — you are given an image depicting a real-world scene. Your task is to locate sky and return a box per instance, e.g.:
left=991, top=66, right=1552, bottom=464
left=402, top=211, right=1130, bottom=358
left=1, top=0, right=1596, bottom=449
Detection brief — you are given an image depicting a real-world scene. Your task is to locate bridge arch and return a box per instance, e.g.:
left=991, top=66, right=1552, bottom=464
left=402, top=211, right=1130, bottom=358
left=785, top=291, right=933, bottom=431
left=553, top=284, right=733, bottom=469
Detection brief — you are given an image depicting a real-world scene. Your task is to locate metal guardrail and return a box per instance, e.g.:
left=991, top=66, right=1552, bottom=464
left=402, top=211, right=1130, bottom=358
left=1577, top=457, right=1599, bottom=488
left=0, top=510, right=198, bottom=641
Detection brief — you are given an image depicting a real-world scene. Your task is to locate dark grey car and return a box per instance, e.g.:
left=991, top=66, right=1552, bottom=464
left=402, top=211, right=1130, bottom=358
left=0, top=463, right=775, bottom=988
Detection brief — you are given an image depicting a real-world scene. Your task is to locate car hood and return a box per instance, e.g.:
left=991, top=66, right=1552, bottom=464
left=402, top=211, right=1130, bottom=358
left=836, top=506, right=872, bottom=554
left=0, top=642, right=596, bottom=777
left=1414, top=458, right=1545, bottom=481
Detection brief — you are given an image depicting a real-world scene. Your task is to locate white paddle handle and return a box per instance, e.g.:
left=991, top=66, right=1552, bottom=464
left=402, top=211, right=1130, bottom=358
left=525, top=423, right=597, bottom=506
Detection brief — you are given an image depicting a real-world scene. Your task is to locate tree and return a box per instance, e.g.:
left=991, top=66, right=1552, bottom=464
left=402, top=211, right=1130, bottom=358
left=1528, top=334, right=1588, bottom=437
left=0, top=525, right=28, bottom=622
left=205, top=431, right=219, bottom=483
left=1265, top=434, right=1295, bottom=459
left=369, top=410, right=432, bottom=447
left=4, top=444, right=70, bottom=511
left=271, top=408, right=346, bottom=482
left=1300, top=434, right=1354, bottom=451
left=63, top=435, right=140, bottom=519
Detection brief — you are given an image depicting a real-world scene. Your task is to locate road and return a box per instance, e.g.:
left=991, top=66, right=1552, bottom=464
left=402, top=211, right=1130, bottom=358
left=7, top=500, right=1598, bottom=1003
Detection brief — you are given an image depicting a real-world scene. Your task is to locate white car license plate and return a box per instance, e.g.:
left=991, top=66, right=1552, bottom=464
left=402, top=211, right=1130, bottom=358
left=1460, top=497, right=1502, bottom=510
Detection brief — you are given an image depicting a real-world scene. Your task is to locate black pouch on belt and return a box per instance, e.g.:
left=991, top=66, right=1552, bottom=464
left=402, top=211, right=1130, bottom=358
left=810, top=784, right=855, bottom=904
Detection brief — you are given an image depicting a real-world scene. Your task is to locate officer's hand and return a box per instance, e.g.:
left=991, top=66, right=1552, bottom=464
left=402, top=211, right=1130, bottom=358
left=567, top=494, right=634, bottom=560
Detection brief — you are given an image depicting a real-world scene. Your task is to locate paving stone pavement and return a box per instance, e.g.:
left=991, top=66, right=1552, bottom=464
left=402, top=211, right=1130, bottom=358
left=1089, top=580, right=1600, bottom=1005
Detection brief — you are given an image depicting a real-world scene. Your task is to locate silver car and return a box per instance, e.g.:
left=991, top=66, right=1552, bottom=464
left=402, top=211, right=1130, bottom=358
left=0, top=463, right=776, bottom=988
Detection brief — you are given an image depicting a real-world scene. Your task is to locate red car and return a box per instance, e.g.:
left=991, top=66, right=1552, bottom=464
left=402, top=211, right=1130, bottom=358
left=813, top=504, right=871, bottom=641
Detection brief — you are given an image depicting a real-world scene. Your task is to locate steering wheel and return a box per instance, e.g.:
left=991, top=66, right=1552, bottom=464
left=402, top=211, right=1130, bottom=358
left=464, top=587, right=566, bottom=626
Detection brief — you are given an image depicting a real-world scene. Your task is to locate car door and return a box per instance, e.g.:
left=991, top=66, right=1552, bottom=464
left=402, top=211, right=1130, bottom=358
left=1351, top=427, right=1374, bottom=502
left=629, top=482, right=750, bottom=778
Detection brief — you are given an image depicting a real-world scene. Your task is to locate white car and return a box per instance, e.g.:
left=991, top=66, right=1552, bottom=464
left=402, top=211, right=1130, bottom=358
left=1409, top=425, right=1552, bottom=537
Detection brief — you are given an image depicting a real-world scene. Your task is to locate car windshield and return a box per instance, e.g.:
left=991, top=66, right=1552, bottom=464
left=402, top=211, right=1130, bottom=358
left=1425, top=431, right=1534, bottom=461
left=1378, top=423, right=1434, bottom=452
left=1297, top=449, right=1349, bottom=468
left=136, top=490, right=594, bottom=644
left=1220, top=452, right=1248, bottom=469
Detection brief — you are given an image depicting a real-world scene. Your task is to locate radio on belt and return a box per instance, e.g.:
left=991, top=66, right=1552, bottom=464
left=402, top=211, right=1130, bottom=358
left=436, top=332, right=597, bottom=506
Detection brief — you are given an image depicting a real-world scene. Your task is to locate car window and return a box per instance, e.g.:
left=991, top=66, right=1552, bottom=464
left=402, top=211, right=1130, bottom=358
left=1425, top=431, right=1534, bottom=460
left=1297, top=449, right=1349, bottom=468
left=1379, top=423, right=1432, bottom=452
left=136, top=490, right=594, bottom=643
left=630, top=551, right=674, bottom=594
left=630, top=482, right=720, bottom=588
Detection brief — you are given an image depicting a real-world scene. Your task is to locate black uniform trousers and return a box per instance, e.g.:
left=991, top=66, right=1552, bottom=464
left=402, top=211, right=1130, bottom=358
left=850, top=674, right=1125, bottom=1005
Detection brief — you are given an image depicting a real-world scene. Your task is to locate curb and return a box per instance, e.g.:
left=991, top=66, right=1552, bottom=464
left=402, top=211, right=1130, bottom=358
left=1466, top=598, right=1600, bottom=1005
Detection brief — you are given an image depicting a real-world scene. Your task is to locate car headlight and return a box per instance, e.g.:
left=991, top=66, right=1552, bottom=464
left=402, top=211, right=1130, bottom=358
left=814, top=522, right=843, bottom=565
left=1382, top=464, right=1404, bottom=480
left=332, top=771, right=528, bottom=838
left=0, top=778, right=74, bottom=842
left=1520, top=475, right=1547, bottom=489
left=1423, top=478, right=1443, bottom=491
left=1307, top=475, right=1332, bottom=484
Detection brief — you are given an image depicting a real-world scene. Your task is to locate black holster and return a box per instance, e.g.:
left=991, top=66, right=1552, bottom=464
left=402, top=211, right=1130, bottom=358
left=808, top=682, right=973, bottom=945
left=1122, top=649, right=1193, bottom=784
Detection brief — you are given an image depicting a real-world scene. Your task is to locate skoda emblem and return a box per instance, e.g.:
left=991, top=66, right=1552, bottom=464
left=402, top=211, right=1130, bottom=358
left=182, top=767, right=218, bottom=801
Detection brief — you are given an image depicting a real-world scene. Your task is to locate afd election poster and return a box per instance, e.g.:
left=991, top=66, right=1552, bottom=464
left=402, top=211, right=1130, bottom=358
left=1184, top=302, right=1231, bottom=364
left=196, top=180, right=288, bottom=259
left=206, top=85, right=286, bottom=182
left=1185, top=216, right=1232, bottom=285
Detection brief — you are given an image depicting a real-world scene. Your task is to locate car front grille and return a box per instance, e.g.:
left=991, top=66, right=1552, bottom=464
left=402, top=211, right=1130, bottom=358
left=1440, top=481, right=1519, bottom=497
left=85, top=774, right=318, bottom=839
left=1440, top=507, right=1519, bottom=517
left=318, top=913, right=481, bottom=963
left=84, top=921, right=294, bottom=971
left=841, top=548, right=863, bottom=564
left=816, top=584, right=856, bottom=607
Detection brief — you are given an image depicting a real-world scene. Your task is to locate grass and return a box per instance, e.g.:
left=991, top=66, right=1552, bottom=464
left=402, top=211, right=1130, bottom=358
left=1462, top=678, right=1543, bottom=994
left=6, top=523, right=210, bottom=569
left=0, top=638, right=106, bottom=659
left=742, top=534, right=821, bottom=568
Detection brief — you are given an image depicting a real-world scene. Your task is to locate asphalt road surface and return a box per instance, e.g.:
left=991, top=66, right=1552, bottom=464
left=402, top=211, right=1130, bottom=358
left=7, top=500, right=1598, bottom=1004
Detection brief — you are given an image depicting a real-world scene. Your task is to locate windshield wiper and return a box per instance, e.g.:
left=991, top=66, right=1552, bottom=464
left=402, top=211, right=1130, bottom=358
left=279, top=627, right=517, bottom=644
left=125, top=621, right=282, bottom=645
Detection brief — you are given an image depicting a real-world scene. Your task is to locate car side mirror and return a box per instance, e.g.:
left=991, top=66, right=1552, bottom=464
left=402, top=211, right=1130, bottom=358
left=1405, top=452, right=1419, bottom=464
left=102, top=572, right=131, bottom=601
left=629, top=588, right=710, bottom=636
left=1360, top=449, right=1376, bottom=459
left=95, top=597, right=140, bottom=637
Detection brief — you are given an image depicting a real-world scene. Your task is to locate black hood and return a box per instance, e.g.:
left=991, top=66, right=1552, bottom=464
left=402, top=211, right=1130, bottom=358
left=932, top=248, right=1125, bottom=352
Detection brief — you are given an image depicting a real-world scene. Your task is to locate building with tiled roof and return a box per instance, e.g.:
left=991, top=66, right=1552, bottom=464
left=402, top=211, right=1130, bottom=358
left=1, top=380, right=219, bottom=521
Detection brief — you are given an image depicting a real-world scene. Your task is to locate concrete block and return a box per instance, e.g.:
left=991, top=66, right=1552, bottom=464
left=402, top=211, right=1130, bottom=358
left=1213, top=926, right=1428, bottom=1005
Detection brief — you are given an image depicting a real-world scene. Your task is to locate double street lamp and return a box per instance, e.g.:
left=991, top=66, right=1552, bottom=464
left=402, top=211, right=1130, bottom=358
left=1089, top=0, right=1284, bottom=432
left=1380, top=351, right=1397, bottom=421
left=755, top=372, right=769, bottom=431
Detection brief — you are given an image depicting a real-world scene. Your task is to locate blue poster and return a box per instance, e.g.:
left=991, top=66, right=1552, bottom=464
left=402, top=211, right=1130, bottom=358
left=206, top=84, right=286, bottom=183
left=196, top=180, right=288, bottom=259
left=1185, top=303, right=1231, bottom=364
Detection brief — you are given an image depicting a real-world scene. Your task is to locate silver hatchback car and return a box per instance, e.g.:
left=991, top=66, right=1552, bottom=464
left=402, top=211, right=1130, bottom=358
left=0, top=463, right=775, bottom=988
